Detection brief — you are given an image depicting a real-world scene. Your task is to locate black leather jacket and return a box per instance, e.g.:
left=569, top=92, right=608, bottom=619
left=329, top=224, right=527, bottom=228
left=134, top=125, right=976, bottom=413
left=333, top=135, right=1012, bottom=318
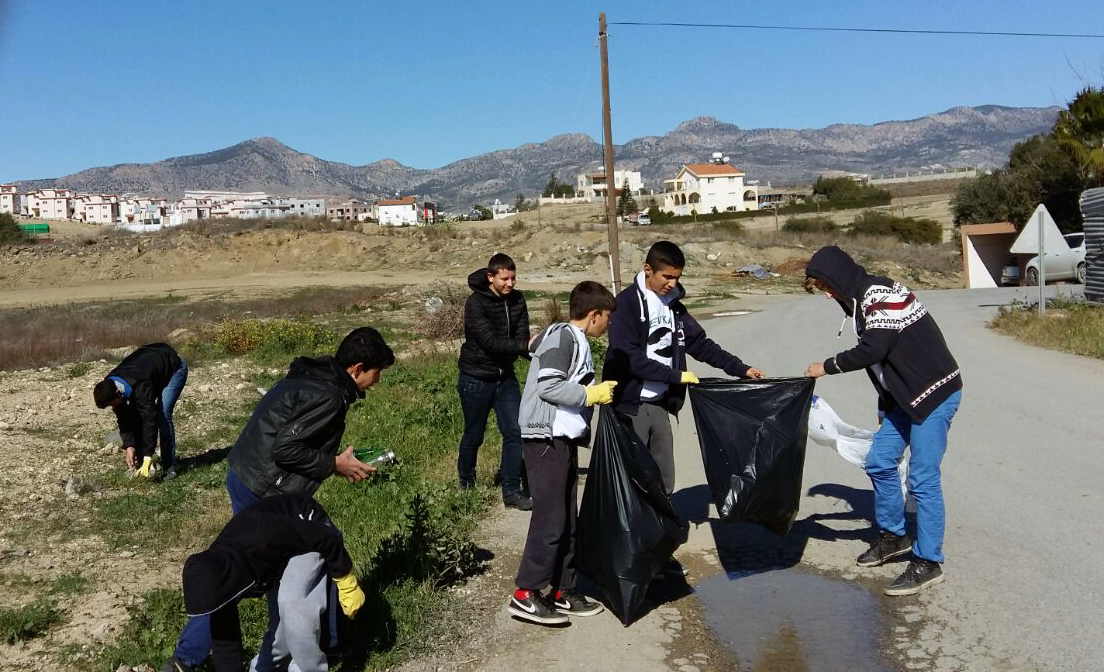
left=227, top=355, right=363, bottom=497
left=457, top=268, right=530, bottom=380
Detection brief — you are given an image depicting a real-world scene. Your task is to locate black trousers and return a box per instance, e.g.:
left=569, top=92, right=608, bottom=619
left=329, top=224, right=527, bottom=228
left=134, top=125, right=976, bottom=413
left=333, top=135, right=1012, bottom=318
left=515, top=438, right=579, bottom=592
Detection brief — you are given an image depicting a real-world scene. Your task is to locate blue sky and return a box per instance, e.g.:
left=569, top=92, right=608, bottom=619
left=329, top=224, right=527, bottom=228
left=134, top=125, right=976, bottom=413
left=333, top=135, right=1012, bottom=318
left=1, top=0, right=1102, bottom=181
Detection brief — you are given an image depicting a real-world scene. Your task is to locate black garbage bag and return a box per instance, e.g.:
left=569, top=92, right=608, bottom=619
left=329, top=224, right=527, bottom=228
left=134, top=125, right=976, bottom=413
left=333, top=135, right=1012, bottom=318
left=577, top=406, right=689, bottom=626
left=688, top=377, right=816, bottom=536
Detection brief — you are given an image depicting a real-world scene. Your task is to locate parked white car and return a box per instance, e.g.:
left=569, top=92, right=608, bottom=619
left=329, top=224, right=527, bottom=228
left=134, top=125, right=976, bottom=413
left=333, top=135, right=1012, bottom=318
left=1001, top=233, right=1086, bottom=285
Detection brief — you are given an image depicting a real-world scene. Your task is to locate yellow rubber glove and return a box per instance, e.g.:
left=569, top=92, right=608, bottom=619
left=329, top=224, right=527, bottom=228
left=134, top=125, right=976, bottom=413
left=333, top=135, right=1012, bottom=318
left=335, top=572, right=365, bottom=619
left=584, top=380, right=618, bottom=406
left=136, top=456, right=154, bottom=478
left=681, top=371, right=700, bottom=385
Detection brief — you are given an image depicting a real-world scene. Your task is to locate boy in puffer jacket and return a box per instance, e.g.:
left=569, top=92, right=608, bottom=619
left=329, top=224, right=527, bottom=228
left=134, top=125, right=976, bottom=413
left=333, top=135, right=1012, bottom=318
left=507, top=281, right=617, bottom=625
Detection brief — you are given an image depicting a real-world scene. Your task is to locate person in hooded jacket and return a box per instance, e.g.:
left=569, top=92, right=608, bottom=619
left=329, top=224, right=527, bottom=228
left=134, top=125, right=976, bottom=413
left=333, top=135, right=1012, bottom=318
left=159, top=494, right=365, bottom=672
left=94, top=342, right=188, bottom=480
left=605, top=241, right=764, bottom=577
left=804, top=245, right=962, bottom=597
left=456, top=252, right=533, bottom=509
left=222, top=327, right=394, bottom=672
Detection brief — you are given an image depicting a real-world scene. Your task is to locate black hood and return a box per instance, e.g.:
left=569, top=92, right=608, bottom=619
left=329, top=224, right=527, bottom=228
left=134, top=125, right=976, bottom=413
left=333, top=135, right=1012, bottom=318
left=183, top=547, right=252, bottom=616
left=804, top=246, right=872, bottom=316
left=467, top=268, right=497, bottom=298
left=286, top=355, right=364, bottom=402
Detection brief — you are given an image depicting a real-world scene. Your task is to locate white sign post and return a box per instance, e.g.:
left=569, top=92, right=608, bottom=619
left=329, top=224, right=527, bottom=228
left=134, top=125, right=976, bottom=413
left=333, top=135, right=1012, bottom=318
left=1038, top=208, right=1046, bottom=316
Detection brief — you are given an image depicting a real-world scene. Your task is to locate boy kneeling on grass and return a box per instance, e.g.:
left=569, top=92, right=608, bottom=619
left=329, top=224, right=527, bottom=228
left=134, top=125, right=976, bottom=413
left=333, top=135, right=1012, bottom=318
left=508, top=281, right=618, bottom=625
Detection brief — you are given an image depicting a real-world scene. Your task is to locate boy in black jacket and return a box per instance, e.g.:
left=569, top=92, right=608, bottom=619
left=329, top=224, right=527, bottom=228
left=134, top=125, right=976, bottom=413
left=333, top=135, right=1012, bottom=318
left=224, top=327, right=393, bottom=671
left=94, top=342, right=188, bottom=480
left=804, top=246, right=963, bottom=597
left=605, top=241, right=764, bottom=499
left=456, top=252, right=533, bottom=509
left=160, top=494, right=364, bottom=672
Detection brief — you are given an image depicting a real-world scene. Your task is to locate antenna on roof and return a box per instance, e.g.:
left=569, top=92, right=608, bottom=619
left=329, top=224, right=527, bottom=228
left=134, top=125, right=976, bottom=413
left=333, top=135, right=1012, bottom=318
left=723, top=156, right=730, bottom=164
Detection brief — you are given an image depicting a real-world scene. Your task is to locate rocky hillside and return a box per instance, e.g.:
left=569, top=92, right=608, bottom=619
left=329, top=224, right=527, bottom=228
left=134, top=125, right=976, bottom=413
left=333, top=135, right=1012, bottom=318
left=21, top=105, right=1058, bottom=207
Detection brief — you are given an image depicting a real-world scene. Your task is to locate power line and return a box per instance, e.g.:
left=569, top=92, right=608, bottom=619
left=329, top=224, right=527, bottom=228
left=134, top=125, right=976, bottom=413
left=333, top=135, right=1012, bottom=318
left=608, top=21, right=1104, bottom=40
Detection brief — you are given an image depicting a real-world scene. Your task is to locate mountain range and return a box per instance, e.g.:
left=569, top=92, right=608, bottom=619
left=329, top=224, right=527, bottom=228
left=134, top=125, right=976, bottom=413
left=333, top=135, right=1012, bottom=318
left=17, top=105, right=1060, bottom=208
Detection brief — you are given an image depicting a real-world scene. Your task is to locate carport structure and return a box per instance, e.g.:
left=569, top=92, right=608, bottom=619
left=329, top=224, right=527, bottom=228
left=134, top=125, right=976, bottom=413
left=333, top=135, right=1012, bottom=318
left=960, top=222, right=1017, bottom=288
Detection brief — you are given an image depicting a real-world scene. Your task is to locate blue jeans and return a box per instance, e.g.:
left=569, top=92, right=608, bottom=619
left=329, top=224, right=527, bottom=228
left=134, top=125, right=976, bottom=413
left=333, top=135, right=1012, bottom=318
left=456, top=372, right=524, bottom=495
left=158, top=358, right=188, bottom=468
left=866, top=390, right=962, bottom=564
left=226, top=469, right=260, bottom=515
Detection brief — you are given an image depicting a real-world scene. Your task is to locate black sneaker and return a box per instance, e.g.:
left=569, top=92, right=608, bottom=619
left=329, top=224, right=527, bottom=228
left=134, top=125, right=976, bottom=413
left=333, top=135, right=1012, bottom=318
left=553, top=588, right=604, bottom=617
left=856, top=532, right=913, bottom=567
left=884, top=559, right=944, bottom=596
left=161, top=466, right=178, bottom=482
left=159, top=658, right=195, bottom=672
left=507, top=590, right=569, bottom=625
left=503, top=492, right=533, bottom=511
left=458, top=479, right=475, bottom=490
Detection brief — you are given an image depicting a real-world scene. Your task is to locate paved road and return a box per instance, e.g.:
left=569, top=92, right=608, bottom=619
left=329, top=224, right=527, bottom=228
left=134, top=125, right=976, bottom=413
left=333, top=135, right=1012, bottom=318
left=673, top=285, right=1102, bottom=670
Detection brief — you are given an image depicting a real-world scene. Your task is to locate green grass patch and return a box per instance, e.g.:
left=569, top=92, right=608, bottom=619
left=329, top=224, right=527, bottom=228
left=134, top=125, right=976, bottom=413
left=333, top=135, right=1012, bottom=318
left=991, top=299, right=1104, bottom=360
left=0, top=600, right=65, bottom=644
left=66, top=361, right=93, bottom=378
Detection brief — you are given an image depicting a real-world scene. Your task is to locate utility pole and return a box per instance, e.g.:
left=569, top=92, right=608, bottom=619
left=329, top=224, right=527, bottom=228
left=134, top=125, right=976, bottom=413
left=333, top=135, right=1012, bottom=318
left=599, top=12, right=621, bottom=293
left=1038, top=208, right=1046, bottom=316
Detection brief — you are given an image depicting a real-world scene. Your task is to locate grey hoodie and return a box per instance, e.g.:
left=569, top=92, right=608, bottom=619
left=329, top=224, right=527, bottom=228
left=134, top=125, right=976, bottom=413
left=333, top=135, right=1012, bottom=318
left=519, top=323, right=594, bottom=442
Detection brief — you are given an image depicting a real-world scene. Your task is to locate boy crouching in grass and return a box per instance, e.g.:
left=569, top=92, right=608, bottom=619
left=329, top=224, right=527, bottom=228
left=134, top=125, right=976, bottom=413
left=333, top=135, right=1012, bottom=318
left=508, top=281, right=617, bottom=625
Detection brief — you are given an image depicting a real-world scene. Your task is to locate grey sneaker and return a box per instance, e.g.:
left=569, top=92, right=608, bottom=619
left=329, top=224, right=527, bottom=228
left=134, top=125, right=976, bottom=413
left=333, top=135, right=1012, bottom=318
left=159, top=658, right=195, bottom=672
left=884, top=559, right=944, bottom=596
left=856, top=532, right=912, bottom=567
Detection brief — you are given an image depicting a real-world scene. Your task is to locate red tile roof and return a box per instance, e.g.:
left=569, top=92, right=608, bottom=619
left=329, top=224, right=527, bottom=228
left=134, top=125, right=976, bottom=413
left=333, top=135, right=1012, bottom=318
left=379, top=196, right=416, bottom=206
left=684, top=163, right=743, bottom=176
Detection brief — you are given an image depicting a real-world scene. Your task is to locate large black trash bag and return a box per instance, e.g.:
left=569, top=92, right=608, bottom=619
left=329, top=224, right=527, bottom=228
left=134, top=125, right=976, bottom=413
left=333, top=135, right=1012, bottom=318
left=688, top=377, right=816, bottom=536
left=577, top=406, right=689, bottom=626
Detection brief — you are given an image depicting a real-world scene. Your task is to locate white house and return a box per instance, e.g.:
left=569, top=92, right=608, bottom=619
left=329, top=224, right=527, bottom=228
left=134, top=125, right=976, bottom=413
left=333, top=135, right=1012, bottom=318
left=0, top=185, right=19, bottom=215
left=377, top=196, right=419, bottom=227
left=24, top=188, right=74, bottom=219
left=75, top=194, right=120, bottom=224
left=577, top=169, right=643, bottom=200
left=184, top=190, right=269, bottom=203
left=120, top=197, right=166, bottom=226
left=663, top=155, right=758, bottom=216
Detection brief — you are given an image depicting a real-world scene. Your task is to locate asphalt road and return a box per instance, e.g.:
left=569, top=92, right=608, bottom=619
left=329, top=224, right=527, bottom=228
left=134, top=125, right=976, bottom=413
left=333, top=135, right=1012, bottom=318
left=672, top=285, right=1102, bottom=670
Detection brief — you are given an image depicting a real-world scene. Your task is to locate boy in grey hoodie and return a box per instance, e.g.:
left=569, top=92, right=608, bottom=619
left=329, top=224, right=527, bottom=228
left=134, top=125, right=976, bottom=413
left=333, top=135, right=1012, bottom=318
left=508, top=281, right=618, bottom=625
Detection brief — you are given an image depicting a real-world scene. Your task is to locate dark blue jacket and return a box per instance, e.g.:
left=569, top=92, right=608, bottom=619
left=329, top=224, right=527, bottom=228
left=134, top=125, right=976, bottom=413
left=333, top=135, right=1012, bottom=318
left=603, top=280, right=750, bottom=416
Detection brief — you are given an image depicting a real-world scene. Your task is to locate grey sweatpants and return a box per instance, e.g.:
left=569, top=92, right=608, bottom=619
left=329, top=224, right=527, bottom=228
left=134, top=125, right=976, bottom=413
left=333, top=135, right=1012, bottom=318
left=250, top=553, right=331, bottom=672
left=630, top=403, right=676, bottom=494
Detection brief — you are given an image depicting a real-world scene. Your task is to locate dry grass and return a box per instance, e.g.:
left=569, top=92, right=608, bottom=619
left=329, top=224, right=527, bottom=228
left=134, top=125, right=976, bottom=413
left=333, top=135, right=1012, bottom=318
left=541, top=295, right=566, bottom=328
left=418, top=282, right=467, bottom=341
left=990, top=299, right=1104, bottom=360
left=0, top=286, right=391, bottom=371
left=168, top=215, right=359, bottom=237
left=740, top=230, right=959, bottom=275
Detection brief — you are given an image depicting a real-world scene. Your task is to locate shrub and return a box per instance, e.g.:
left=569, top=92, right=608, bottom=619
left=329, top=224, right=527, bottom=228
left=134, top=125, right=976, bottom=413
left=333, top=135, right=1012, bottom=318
left=848, top=211, right=942, bottom=245
left=542, top=295, right=566, bottom=328
left=0, top=213, right=29, bottom=245
left=510, top=219, right=526, bottom=231
left=783, top=215, right=838, bottom=233
left=812, top=177, right=891, bottom=207
left=201, top=318, right=336, bottom=356
left=419, top=283, right=467, bottom=341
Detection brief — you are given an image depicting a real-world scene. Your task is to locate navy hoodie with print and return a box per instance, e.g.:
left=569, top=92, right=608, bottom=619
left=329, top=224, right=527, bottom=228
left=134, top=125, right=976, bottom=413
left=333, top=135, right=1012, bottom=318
left=604, top=276, right=750, bottom=416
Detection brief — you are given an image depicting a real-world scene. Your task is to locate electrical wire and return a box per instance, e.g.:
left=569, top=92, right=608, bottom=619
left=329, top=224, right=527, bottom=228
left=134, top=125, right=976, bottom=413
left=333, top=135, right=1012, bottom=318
left=608, top=21, right=1104, bottom=40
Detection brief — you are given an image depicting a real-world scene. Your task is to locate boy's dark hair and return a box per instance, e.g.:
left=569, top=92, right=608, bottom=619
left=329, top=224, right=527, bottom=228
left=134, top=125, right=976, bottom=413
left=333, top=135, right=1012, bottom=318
left=93, top=379, right=122, bottom=408
left=487, top=253, right=516, bottom=276
left=644, top=240, right=685, bottom=271
left=569, top=281, right=617, bottom=320
left=335, top=327, right=395, bottom=371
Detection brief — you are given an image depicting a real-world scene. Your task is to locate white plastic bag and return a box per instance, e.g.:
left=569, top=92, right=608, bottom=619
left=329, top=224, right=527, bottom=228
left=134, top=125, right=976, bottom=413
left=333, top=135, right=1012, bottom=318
left=808, top=395, right=908, bottom=496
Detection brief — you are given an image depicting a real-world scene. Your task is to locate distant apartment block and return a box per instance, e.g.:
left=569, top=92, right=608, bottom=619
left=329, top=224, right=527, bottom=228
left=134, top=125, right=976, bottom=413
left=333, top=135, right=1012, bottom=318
left=327, top=199, right=375, bottom=222
left=24, top=188, right=74, bottom=219
left=377, top=196, right=419, bottom=227
left=577, top=169, right=643, bottom=200
left=165, top=198, right=213, bottom=227
left=75, top=194, right=120, bottom=224
left=120, top=197, right=167, bottom=225
left=663, top=155, right=757, bottom=216
left=0, top=185, right=18, bottom=215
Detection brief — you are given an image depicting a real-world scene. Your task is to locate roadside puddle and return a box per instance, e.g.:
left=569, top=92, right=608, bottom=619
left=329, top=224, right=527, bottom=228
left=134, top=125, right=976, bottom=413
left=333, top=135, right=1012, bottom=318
left=695, top=568, right=892, bottom=671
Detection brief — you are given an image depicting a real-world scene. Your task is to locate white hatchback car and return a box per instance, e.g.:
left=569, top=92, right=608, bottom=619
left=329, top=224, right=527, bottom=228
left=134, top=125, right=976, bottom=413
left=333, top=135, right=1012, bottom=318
left=1002, top=233, right=1087, bottom=285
